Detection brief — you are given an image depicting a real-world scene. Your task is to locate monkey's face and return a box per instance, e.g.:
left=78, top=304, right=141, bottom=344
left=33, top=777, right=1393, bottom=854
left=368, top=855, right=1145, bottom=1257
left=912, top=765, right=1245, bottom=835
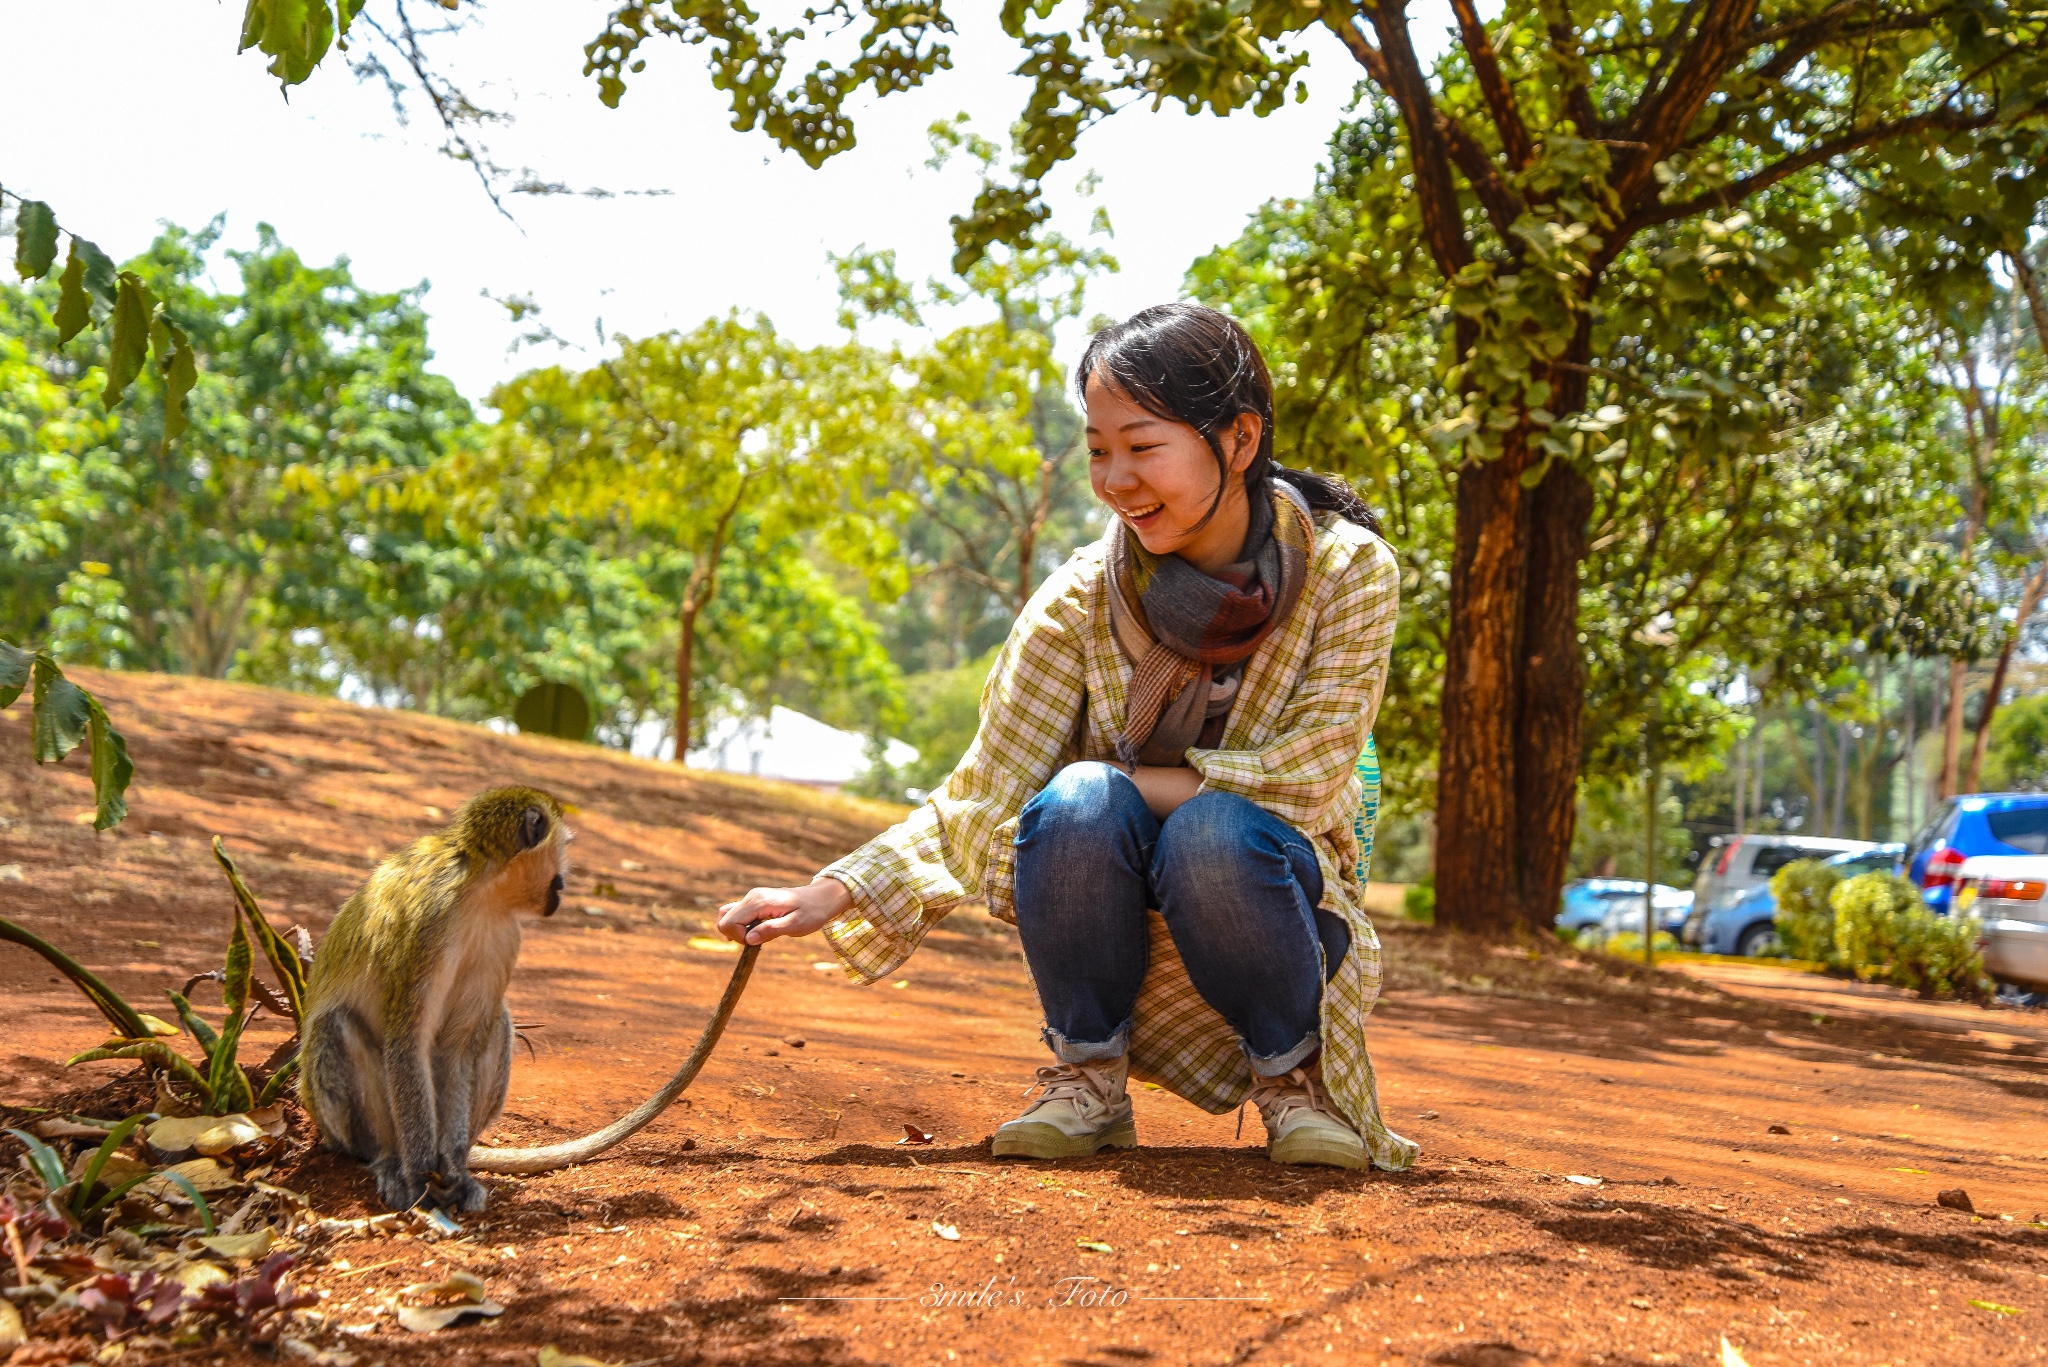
left=512, top=804, right=571, bottom=919
left=454, top=785, right=573, bottom=919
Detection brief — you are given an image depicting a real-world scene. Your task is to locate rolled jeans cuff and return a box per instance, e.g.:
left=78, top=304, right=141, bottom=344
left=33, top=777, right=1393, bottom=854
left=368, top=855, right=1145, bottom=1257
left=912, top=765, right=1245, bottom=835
left=1042, top=1021, right=1131, bottom=1065
left=1246, top=1029, right=1320, bottom=1078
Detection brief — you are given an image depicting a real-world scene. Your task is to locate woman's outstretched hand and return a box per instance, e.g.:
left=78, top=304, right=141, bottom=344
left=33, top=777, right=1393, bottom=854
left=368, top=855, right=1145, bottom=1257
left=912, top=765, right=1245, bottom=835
left=717, top=876, right=853, bottom=946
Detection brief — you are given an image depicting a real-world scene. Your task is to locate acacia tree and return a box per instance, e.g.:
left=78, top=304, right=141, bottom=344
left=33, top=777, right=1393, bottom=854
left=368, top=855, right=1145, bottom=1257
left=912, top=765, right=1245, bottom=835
left=467, top=314, right=907, bottom=757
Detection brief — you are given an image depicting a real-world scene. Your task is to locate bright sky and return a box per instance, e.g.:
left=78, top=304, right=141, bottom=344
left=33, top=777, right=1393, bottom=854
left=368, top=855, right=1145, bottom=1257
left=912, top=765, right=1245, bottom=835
left=4, top=2, right=1452, bottom=407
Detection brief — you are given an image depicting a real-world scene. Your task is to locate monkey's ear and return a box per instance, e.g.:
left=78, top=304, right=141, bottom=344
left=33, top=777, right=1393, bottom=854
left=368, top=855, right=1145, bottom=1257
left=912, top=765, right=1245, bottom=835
left=519, top=806, right=548, bottom=850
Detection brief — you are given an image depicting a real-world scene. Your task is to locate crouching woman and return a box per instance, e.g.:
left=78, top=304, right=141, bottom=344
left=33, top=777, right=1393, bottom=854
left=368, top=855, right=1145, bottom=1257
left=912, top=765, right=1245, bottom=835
left=717, top=302, right=1416, bottom=1173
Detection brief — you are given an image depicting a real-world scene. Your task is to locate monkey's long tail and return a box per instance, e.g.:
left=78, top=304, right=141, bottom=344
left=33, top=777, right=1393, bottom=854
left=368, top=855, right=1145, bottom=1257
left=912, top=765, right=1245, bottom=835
left=467, top=943, right=760, bottom=1175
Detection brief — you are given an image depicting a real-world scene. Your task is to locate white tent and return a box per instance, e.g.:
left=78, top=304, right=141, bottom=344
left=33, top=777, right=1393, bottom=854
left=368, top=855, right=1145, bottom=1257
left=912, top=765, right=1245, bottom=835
left=668, top=705, right=918, bottom=790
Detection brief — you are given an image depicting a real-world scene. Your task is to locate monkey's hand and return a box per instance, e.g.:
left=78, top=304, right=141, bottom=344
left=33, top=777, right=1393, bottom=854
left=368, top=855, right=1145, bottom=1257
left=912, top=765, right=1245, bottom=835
left=372, top=1157, right=428, bottom=1213
left=717, top=877, right=852, bottom=946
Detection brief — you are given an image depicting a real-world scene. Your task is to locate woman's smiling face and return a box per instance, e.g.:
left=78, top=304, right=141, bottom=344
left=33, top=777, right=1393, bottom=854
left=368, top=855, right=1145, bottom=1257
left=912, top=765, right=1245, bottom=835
left=1085, top=374, right=1261, bottom=573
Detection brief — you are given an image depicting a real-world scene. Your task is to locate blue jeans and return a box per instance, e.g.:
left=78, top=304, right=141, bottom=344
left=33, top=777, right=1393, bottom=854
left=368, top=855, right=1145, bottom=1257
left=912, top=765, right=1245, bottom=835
left=1012, top=761, right=1350, bottom=1077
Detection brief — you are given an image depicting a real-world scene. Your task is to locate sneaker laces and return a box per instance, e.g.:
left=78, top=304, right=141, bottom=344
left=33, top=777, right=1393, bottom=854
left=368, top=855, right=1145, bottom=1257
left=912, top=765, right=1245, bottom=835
left=1022, top=1062, right=1109, bottom=1109
left=1238, top=1067, right=1331, bottom=1138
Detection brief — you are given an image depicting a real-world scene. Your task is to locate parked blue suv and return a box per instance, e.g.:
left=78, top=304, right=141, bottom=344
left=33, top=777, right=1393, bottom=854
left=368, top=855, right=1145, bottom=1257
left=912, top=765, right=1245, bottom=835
left=1905, top=794, right=2048, bottom=913
left=1696, top=844, right=1902, bottom=957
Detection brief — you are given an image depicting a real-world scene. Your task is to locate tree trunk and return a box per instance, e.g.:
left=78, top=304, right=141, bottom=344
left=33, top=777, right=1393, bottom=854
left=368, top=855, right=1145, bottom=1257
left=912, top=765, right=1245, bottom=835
left=1964, top=562, right=2048, bottom=793
left=1434, top=434, right=1533, bottom=934
left=1512, top=460, right=1592, bottom=929
left=1941, top=658, right=1968, bottom=799
left=1902, top=656, right=1918, bottom=835
left=674, top=602, right=698, bottom=765
left=1642, top=735, right=1658, bottom=969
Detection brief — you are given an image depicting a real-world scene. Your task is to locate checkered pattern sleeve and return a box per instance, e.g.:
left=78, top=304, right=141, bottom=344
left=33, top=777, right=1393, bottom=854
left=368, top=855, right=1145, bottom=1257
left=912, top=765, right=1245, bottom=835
left=1184, top=531, right=1398, bottom=830
left=819, top=552, right=1095, bottom=984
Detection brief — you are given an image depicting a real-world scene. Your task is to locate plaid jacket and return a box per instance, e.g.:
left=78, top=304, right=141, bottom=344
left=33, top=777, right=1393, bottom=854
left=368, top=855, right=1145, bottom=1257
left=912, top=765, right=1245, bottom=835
left=823, top=514, right=1418, bottom=1171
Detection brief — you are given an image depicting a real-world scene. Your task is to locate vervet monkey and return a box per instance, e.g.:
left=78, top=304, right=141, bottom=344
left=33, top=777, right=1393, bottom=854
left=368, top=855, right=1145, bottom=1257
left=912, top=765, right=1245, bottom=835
left=300, top=786, right=569, bottom=1211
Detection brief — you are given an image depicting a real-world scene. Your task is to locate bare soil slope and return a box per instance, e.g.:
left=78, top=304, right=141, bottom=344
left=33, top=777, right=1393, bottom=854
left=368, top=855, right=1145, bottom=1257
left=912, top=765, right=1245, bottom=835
left=5, top=670, right=2048, bottom=1367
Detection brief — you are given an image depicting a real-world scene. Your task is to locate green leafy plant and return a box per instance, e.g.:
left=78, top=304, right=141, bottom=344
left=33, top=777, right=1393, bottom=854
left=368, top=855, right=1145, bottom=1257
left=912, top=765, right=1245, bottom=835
left=1831, top=872, right=1992, bottom=1002
left=1403, top=876, right=1435, bottom=925
left=4, top=1114, right=153, bottom=1226
left=1772, top=860, right=1846, bottom=965
left=0, top=642, right=134, bottom=831
left=5, top=192, right=195, bottom=445
left=1, top=839, right=308, bottom=1114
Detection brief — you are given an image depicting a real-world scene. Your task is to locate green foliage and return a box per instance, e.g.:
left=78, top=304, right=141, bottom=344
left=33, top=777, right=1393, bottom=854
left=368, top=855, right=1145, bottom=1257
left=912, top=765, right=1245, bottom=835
left=833, top=186, right=1109, bottom=674
left=3, top=851, right=301, bottom=1114
left=0, top=642, right=133, bottom=829
left=1771, top=859, right=1845, bottom=965
left=238, top=0, right=364, bottom=88
left=1983, top=692, right=2048, bottom=791
left=3, top=195, right=193, bottom=441
left=1402, top=877, right=1435, bottom=925
left=845, top=647, right=999, bottom=800
left=5, top=1115, right=156, bottom=1226
left=1830, top=872, right=1991, bottom=1002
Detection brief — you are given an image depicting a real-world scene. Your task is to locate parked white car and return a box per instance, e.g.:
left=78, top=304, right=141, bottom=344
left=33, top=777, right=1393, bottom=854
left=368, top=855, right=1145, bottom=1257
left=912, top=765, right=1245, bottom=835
left=1688, top=835, right=1880, bottom=932
left=1595, top=885, right=1696, bottom=943
left=1955, top=854, right=2048, bottom=990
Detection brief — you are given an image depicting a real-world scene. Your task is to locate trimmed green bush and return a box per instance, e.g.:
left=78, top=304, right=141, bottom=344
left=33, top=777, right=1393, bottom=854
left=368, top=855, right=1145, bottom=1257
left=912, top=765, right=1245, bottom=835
left=1772, top=859, right=1845, bottom=964
left=1830, top=871, right=1991, bottom=1002
left=1403, top=876, right=1435, bottom=924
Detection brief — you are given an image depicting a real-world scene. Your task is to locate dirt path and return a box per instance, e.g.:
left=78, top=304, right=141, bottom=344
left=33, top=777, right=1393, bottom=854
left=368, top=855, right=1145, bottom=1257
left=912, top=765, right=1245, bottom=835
left=5, top=672, right=2047, bottom=1366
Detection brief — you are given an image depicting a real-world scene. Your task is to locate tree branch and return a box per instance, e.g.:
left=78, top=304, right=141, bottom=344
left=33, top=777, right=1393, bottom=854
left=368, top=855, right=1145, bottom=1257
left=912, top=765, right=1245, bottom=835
left=1438, top=112, right=1527, bottom=237
left=1358, top=1, right=1476, bottom=276
left=1619, top=102, right=2020, bottom=234
left=1614, top=0, right=1762, bottom=206
left=1543, top=5, right=1603, bottom=137
left=1447, top=0, right=1533, bottom=168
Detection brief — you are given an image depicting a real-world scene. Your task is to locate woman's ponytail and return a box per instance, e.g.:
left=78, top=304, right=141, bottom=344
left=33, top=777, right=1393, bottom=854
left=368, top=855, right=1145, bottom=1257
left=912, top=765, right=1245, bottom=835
left=1272, top=466, right=1382, bottom=535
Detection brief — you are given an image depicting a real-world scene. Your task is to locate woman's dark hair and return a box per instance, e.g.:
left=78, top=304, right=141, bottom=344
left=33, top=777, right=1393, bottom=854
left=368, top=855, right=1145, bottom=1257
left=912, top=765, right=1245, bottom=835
left=1076, top=302, right=1381, bottom=534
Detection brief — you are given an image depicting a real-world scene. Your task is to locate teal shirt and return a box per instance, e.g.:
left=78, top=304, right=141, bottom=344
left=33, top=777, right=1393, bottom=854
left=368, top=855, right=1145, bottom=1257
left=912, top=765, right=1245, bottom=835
left=1353, top=734, right=1380, bottom=885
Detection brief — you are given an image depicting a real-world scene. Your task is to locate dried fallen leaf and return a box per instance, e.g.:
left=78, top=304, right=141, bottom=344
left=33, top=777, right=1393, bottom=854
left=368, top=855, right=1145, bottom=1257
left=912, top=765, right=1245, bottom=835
left=931, top=1222, right=960, bottom=1241
left=1076, top=1239, right=1113, bottom=1254
left=1720, top=1338, right=1751, bottom=1367
left=686, top=936, right=740, bottom=955
left=1417, top=1110, right=1440, bottom=1120
left=0, top=1301, right=23, bottom=1349
left=1970, top=1299, right=2022, bottom=1316
left=140, top=1157, right=239, bottom=1199
left=195, top=1230, right=274, bottom=1261
left=1565, top=1175, right=1602, bottom=1186
left=897, top=1125, right=934, bottom=1145
left=538, top=1347, right=618, bottom=1367
left=399, top=1301, right=505, bottom=1333
left=398, top=1271, right=503, bottom=1333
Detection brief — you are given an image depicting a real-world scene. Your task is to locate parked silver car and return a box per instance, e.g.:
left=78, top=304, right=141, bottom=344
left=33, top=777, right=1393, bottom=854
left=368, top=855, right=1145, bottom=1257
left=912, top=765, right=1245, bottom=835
left=1955, top=854, right=2048, bottom=989
left=1684, top=834, right=1879, bottom=947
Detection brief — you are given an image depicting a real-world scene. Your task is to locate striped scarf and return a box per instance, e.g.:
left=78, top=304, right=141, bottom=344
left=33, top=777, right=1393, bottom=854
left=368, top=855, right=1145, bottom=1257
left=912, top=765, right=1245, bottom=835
left=1106, top=480, right=1314, bottom=767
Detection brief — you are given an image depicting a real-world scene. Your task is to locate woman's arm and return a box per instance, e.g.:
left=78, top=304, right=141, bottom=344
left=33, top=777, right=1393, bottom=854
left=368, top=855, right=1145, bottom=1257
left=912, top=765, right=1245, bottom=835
left=1131, top=764, right=1202, bottom=819
left=713, top=551, right=1097, bottom=962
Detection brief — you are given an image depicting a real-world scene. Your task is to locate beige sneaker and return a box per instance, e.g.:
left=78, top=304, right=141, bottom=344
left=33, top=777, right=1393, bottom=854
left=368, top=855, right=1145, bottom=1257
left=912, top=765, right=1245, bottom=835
left=1247, top=1066, right=1367, bottom=1169
left=991, top=1057, right=1137, bottom=1159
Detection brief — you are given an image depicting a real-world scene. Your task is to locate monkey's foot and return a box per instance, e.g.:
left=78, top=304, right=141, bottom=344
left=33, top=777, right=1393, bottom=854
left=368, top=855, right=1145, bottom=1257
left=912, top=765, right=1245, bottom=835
left=371, top=1159, right=428, bottom=1212
left=430, top=1172, right=490, bottom=1213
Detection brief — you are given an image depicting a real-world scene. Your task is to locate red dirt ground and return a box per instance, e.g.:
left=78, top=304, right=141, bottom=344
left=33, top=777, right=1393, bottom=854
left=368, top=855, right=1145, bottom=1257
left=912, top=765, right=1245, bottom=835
left=5, top=669, right=2047, bottom=1367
